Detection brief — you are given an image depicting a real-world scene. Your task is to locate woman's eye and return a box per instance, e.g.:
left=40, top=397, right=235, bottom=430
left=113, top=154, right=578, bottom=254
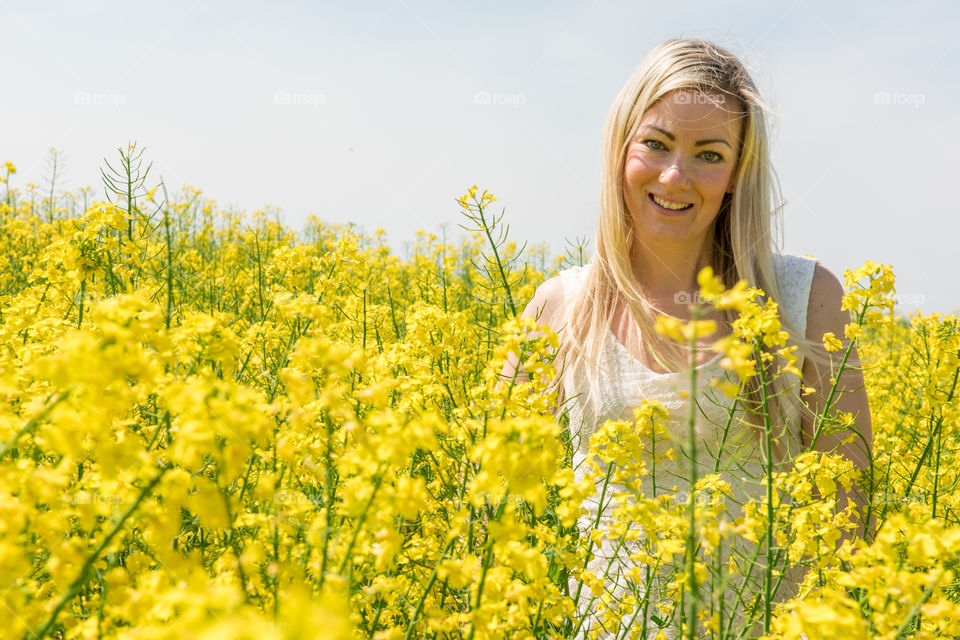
left=643, top=139, right=665, bottom=151
left=700, top=151, right=723, bottom=163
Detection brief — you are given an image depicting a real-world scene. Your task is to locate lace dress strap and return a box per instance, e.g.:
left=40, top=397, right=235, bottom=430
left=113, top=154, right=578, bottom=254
left=772, top=253, right=818, bottom=340
left=558, top=264, right=590, bottom=300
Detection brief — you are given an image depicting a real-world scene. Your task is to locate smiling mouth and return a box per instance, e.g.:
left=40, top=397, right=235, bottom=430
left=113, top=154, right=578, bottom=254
left=649, top=193, right=693, bottom=211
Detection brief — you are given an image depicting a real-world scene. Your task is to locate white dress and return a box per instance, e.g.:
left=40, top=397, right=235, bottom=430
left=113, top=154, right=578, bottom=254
left=560, top=255, right=817, bottom=639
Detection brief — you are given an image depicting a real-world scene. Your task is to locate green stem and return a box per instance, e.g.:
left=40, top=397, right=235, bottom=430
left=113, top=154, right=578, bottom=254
left=809, top=302, right=868, bottom=449
left=402, top=538, right=456, bottom=640
left=163, top=207, right=174, bottom=329
left=684, top=305, right=700, bottom=640
left=0, top=392, right=69, bottom=461
left=755, top=340, right=775, bottom=635
left=891, top=571, right=941, bottom=639
left=473, top=200, right=517, bottom=318
left=467, top=543, right=495, bottom=640
left=77, top=279, right=86, bottom=328
left=29, top=468, right=168, bottom=639
left=335, top=470, right=385, bottom=575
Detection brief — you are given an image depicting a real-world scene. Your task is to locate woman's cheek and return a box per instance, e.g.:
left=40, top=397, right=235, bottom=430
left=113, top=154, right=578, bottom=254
left=696, top=167, right=732, bottom=191
left=623, top=156, right=652, bottom=184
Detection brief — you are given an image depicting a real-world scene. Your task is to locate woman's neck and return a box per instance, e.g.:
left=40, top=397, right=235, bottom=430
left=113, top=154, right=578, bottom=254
left=630, top=237, right=714, bottom=307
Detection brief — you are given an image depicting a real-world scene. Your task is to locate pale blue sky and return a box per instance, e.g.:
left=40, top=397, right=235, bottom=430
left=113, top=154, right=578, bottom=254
left=4, top=0, right=958, bottom=312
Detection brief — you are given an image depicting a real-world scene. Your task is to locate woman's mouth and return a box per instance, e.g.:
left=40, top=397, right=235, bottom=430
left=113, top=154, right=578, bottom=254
left=649, top=193, right=693, bottom=212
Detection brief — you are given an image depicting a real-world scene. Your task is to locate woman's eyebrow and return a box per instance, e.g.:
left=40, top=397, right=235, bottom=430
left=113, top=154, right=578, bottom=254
left=640, top=126, right=733, bottom=149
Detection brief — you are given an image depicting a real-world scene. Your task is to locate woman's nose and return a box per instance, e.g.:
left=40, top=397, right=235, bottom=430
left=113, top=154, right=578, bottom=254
left=659, top=157, right=691, bottom=188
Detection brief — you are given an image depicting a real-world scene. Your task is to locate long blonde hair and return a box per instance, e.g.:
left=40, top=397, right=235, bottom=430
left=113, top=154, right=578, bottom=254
left=557, top=38, right=824, bottom=460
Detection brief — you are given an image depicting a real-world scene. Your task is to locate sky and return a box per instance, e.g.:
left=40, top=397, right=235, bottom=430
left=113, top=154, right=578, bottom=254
left=3, top=0, right=959, bottom=313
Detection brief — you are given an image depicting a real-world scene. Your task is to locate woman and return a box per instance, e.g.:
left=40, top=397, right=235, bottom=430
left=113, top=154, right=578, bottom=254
left=514, top=39, right=873, bottom=637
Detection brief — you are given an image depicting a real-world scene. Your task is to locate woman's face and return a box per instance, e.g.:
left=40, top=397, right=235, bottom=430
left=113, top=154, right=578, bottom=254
left=622, top=89, right=743, bottom=251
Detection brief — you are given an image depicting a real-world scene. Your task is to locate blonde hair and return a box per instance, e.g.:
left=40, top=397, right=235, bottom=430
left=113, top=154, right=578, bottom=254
left=557, top=38, right=825, bottom=460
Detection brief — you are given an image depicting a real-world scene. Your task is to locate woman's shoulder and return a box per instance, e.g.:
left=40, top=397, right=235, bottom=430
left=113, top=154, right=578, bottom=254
left=520, top=274, right=566, bottom=329
left=769, top=253, right=847, bottom=340
left=521, top=264, right=591, bottom=330
left=803, top=261, right=848, bottom=343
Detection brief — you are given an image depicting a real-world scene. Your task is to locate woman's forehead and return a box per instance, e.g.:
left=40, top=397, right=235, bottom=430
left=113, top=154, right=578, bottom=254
left=636, top=92, right=744, bottom=139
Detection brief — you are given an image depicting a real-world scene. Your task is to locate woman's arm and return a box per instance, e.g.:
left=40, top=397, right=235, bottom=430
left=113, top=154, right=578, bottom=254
left=500, top=276, right=566, bottom=385
left=800, top=264, right=875, bottom=540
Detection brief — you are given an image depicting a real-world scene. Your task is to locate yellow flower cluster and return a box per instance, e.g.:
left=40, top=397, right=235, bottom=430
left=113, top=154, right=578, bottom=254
left=0, top=164, right=957, bottom=639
